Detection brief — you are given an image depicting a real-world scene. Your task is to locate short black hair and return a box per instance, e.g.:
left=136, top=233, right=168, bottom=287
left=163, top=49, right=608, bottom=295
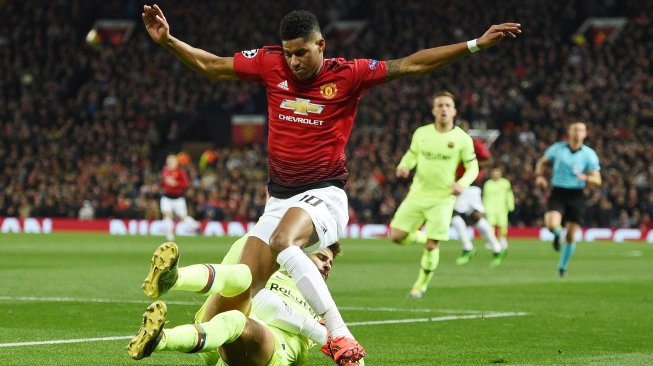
left=279, top=10, right=321, bottom=41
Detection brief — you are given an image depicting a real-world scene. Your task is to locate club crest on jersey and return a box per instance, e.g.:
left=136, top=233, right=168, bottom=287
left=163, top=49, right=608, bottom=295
left=319, top=83, right=338, bottom=99
left=280, top=98, right=325, bottom=115
left=448, top=141, right=455, bottom=148
left=241, top=49, right=259, bottom=58
left=368, top=59, right=379, bottom=70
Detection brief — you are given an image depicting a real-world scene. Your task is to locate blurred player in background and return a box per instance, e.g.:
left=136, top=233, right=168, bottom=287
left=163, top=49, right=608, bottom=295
left=143, top=3, right=520, bottom=362
left=389, top=91, right=478, bottom=298
left=535, top=121, right=601, bottom=277
left=451, top=121, right=506, bottom=267
left=160, top=153, right=200, bottom=241
left=483, top=167, right=515, bottom=251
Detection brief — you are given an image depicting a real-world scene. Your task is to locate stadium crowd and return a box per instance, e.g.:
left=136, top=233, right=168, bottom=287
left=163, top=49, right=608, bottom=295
left=1, top=0, right=652, bottom=230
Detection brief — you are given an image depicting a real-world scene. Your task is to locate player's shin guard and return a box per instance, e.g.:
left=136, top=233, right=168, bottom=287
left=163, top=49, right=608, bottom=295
left=172, top=264, right=251, bottom=297
left=253, top=288, right=328, bottom=345
left=157, top=310, right=246, bottom=353
left=476, top=218, right=503, bottom=253
left=412, top=248, right=439, bottom=292
left=277, top=246, right=352, bottom=339
left=451, top=215, right=473, bottom=251
left=558, top=242, right=576, bottom=271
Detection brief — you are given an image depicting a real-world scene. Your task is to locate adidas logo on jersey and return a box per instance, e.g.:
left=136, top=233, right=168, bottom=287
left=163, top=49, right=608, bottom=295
left=277, top=80, right=289, bottom=90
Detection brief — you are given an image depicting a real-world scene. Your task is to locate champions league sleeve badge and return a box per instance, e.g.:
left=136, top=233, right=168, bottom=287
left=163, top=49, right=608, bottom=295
left=241, top=49, right=260, bottom=58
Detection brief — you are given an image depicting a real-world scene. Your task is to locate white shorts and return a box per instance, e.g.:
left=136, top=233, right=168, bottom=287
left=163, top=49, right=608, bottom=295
left=160, top=196, right=188, bottom=217
left=453, top=186, right=485, bottom=215
left=249, top=186, right=348, bottom=253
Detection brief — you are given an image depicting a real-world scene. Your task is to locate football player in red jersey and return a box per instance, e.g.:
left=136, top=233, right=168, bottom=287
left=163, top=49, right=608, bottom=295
left=143, top=4, right=520, bottom=364
left=160, top=154, right=200, bottom=241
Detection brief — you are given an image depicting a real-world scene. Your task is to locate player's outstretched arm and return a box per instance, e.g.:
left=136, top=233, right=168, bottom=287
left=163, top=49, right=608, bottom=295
left=142, top=4, right=237, bottom=81
left=385, top=23, right=521, bottom=82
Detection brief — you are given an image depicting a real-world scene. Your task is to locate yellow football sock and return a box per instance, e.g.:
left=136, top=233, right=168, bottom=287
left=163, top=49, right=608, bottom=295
left=157, top=310, right=246, bottom=353
left=172, top=264, right=251, bottom=297
left=412, top=248, right=439, bottom=291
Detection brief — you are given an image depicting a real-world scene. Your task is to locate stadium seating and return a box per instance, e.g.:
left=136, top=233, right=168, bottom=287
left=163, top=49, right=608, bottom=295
left=1, top=0, right=652, bottom=229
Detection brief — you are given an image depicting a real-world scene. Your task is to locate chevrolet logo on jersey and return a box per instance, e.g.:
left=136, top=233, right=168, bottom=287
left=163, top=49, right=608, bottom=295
left=280, top=98, right=325, bottom=116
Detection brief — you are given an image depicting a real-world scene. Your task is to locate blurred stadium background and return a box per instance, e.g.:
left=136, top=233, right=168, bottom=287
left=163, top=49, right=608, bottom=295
left=2, top=0, right=653, bottom=233
left=1, top=0, right=652, bottom=365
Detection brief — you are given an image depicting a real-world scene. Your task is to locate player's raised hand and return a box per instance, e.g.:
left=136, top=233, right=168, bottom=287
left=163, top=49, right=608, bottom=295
left=396, top=167, right=410, bottom=179
left=142, top=4, right=170, bottom=44
left=477, top=23, right=521, bottom=50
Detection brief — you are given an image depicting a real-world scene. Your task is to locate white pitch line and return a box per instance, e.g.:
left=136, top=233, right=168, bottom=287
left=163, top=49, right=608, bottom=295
left=0, top=336, right=133, bottom=348
left=0, top=296, right=488, bottom=314
left=0, top=295, right=198, bottom=306
left=0, top=312, right=528, bottom=348
left=340, top=306, right=485, bottom=314
left=347, top=312, right=529, bottom=327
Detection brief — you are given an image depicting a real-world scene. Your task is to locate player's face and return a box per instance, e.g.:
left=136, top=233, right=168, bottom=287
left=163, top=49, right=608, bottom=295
left=282, top=36, right=325, bottom=80
left=166, top=155, right=178, bottom=169
left=568, top=122, right=587, bottom=143
left=491, top=169, right=502, bottom=180
left=308, top=248, right=334, bottom=281
left=432, top=96, right=457, bottom=125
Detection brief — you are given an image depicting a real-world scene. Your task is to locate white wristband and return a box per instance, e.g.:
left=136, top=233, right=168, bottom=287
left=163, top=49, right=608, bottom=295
left=467, top=39, right=480, bottom=53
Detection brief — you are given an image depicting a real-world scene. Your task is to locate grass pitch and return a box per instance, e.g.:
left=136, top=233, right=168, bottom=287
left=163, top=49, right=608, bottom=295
left=0, top=233, right=651, bottom=365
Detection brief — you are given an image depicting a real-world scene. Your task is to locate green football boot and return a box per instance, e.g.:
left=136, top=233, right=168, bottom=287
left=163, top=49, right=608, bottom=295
left=455, top=248, right=477, bottom=266
left=490, top=250, right=507, bottom=268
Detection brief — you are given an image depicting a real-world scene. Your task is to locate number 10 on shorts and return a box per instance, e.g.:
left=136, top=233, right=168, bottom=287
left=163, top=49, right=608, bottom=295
left=299, top=195, right=323, bottom=207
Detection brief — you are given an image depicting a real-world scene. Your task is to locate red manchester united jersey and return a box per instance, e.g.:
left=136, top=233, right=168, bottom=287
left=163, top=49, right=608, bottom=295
left=456, top=138, right=490, bottom=183
left=161, top=167, right=190, bottom=198
left=233, top=46, right=387, bottom=197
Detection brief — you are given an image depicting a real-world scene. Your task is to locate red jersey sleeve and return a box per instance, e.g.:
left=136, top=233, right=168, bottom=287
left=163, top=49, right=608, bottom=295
left=352, top=59, right=387, bottom=92
left=455, top=139, right=491, bottom=181
left=474, top=139, right=491, bottom=162
left=233, top=48, right=264, bottom=82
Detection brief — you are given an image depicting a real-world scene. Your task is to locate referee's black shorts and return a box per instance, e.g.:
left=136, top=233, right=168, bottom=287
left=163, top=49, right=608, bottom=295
left=547, top=187, right=586, bottom=224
